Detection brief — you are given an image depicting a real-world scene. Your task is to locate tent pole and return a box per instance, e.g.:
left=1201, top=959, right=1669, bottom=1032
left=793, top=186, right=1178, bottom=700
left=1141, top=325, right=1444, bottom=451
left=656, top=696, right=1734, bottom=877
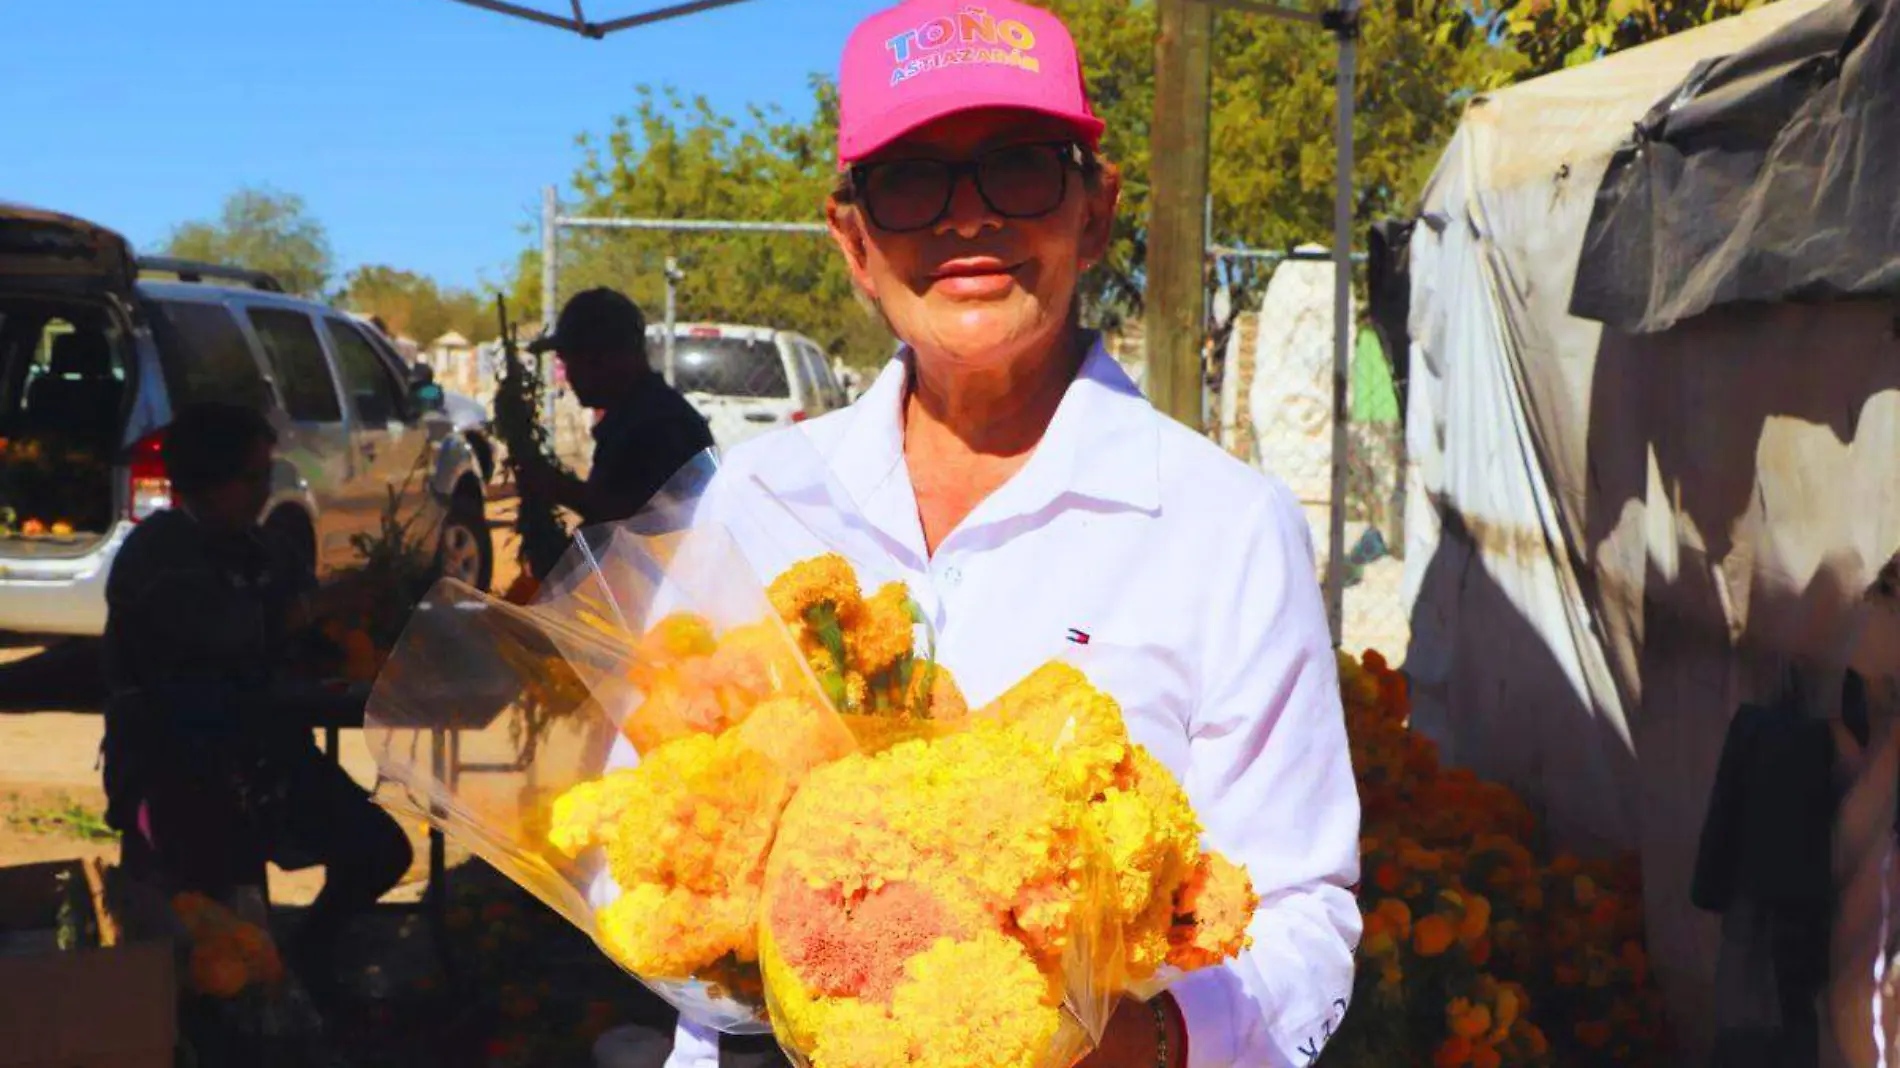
left=540, top=185, right=560, bottom=430
left=1323, top=2, right=1357, bottom=648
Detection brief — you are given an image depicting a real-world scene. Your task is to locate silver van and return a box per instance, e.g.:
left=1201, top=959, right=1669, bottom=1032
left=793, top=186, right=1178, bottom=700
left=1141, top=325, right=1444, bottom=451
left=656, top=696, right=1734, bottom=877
left=0, top=204, right=491, bottom=637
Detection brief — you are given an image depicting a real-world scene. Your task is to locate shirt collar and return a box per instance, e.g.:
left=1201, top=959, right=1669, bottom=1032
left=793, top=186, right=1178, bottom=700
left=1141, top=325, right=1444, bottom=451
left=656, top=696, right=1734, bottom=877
left=753, top=334, right=1161, bottom=556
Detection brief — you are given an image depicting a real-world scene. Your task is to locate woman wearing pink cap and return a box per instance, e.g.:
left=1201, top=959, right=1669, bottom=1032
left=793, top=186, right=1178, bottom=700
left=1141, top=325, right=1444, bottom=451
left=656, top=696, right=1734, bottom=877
left=662, top=2, right=1363, bottom=1066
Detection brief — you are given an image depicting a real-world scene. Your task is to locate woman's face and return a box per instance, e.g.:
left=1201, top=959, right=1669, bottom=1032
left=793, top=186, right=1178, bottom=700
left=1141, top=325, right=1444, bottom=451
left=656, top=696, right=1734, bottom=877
left=828, top=108, right=1119, bottom=374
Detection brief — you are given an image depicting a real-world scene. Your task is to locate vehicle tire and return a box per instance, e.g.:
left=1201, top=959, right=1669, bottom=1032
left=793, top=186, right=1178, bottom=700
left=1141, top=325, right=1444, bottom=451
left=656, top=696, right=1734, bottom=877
left=437, top=492, right=493, bottom=592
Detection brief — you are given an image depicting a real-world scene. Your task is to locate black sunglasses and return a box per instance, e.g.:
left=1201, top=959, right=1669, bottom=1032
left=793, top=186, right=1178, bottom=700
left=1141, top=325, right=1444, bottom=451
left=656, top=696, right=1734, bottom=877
left=849, top=141, right=1089, bottom=234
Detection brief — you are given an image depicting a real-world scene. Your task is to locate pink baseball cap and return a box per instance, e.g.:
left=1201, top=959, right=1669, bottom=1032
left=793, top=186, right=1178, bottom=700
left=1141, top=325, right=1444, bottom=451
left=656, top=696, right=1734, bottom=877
left=837, top=0, right=1107, bottom=166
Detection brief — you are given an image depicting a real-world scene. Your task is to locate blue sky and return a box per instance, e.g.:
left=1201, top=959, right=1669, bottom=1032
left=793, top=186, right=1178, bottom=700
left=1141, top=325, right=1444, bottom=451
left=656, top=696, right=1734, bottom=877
left=0, top=0, right=888, bottom=290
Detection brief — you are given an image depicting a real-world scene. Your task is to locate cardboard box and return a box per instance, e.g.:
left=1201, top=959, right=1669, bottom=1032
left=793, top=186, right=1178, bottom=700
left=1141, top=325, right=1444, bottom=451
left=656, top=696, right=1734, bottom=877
left=0, top=859, right=175, bottom=1068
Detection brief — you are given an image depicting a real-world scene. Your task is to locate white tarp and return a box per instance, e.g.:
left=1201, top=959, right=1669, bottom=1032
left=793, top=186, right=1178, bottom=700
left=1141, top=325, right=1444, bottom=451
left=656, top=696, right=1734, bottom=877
left=1395, top=0, right=1900, bottom=1058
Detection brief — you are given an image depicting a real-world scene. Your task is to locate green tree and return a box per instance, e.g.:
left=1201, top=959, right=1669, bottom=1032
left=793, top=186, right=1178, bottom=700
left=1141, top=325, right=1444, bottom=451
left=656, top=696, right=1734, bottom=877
left=343, top=265, right=498, bottom=345
left=163, top=187, right=334, bottom=297
left=1046, top=0, right=1519, bottom=322
left=1472, top=0, right=1763, bottom=81
left=524, top=80, right=891, bottom=368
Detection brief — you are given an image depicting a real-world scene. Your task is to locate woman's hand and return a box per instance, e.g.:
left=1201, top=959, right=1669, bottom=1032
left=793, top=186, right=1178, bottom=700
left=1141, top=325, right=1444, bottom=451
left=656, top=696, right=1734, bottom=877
left=1075, top=996, right=1184, bottom=1068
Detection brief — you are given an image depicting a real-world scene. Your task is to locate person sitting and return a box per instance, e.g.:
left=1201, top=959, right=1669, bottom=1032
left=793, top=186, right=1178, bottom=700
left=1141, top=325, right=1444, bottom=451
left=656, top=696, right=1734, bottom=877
left=101, top=401, right=412, bottom=1008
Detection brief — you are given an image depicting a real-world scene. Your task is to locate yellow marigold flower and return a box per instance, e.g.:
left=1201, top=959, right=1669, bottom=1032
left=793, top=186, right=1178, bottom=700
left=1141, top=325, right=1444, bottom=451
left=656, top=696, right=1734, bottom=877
left=768, top=553, right=862, bottom=628
left=887, top=932, right=1061, bottom=1068
left=547, top=769, right=642, bottom=857
left=804, top=999, right=913, bottom=1068
left=847, top=582, right=916, bottom=678
left=1091, top=748, right=1200, bottom=980
left=707, top=620, right=806, bottom=701
left=556, top=693, right=847, bottom=981
left=645, top=612, right=718, bottom=660
left=599, top=882, right=747, bottom=978
left=733, top=695, right=858, bottom=779
left=979, top=661, right=1128, bottom=799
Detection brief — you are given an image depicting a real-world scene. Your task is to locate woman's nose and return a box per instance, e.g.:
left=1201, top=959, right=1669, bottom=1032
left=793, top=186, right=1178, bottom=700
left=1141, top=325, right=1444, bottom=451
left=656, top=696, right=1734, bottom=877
left=935, top=169, right=1001, bottom=238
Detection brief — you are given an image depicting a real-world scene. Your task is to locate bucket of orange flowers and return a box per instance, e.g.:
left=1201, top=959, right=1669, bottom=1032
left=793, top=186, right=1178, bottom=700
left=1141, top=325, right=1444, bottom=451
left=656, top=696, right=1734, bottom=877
left=1324, top=649, right=1668, bottom=1068
left=165, top=888, right=340, bottom=1067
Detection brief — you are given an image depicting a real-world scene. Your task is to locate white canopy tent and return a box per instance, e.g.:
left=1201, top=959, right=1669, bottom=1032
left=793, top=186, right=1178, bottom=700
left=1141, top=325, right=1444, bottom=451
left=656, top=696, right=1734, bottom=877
left=1392, top=0, right=1900, bottom=1058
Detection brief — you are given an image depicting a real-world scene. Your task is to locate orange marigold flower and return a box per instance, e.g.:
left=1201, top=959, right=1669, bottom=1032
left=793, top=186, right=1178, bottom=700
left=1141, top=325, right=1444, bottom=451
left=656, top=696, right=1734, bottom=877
left=846, top=582, right=917, bottom=678
left=1621, top=940, right=1650, bottom=985
left=190, top=942, right=250, bottom=998
left=767, top=553, right=861, bottom=628
left=1434, top=1035, right=1474, bottom=1068
left=1374, top=863, right=1403, bottom=893
left=1413, top=915, right=1456, bottom=957
left=1470, top=1043, right=1501, bottom=1068
left=1494, top=983, right=1523, bottom=1034
left=1167, top=852, right=1257, bottom=973
left=1459, top=894, right=1492, bottom=943
left=1469, top=936, right=1492, bottom=966
left=1591, top=897, right=1621, bottom=928
left=1448, top=998, right=1492, bottom=1039
left=1375, top=897, right=1413, bottom=941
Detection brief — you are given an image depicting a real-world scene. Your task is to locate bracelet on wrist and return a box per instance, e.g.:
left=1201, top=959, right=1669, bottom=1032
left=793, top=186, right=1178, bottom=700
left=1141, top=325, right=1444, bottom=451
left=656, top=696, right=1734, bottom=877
left=1148, top=996, right=1172, bottom=1068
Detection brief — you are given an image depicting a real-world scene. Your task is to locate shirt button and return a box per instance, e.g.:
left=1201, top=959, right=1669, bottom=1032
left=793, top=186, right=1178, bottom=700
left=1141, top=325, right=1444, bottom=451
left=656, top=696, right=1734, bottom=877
left=942, top=565, right=962, bottom=588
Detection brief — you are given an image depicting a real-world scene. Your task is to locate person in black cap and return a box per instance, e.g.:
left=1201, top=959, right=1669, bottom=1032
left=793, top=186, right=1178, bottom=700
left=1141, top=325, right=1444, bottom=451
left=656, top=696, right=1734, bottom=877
left=515, top=287, right=713, bottom=530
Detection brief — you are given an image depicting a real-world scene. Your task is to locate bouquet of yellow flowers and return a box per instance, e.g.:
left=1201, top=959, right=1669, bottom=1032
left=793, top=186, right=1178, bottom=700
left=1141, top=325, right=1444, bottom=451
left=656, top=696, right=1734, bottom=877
left=364, top=458, right=1257, bottom=1065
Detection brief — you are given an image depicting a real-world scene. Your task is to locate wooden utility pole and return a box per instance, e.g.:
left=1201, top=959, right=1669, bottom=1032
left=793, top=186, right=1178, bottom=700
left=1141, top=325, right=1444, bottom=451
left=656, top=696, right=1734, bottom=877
left=1147, top=0, right=1215, bottom=432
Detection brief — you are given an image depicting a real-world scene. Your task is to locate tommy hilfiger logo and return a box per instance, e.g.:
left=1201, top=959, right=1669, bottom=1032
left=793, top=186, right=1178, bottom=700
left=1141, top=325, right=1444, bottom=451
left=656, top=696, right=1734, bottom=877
left=1065, top=628, right=1090, bottom=645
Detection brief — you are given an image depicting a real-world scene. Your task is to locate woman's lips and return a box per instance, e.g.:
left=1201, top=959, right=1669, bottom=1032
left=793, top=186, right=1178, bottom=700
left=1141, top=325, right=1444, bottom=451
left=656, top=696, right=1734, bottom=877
left=929, top=257, right=1020, bottom=299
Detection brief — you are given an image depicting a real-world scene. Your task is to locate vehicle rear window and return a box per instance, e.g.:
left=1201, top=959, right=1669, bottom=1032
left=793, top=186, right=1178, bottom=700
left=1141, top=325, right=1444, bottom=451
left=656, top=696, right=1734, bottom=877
left=670, top=336, right=789, bottom=399
left=246, top=307, right=341, bottom=422
left=146, top=299, right=272, bottom=410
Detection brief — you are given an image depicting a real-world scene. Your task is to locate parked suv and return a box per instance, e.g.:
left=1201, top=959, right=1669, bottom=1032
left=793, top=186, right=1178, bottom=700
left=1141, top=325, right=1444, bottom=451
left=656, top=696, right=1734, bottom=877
left=0, top=203, right=492, bottom=638
left=647, top=323, right=848, bottom=449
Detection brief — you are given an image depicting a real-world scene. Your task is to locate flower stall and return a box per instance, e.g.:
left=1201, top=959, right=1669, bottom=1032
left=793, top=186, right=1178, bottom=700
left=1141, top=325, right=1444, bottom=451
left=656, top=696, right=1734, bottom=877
left=1329, top=651, right=1668, bottom=1067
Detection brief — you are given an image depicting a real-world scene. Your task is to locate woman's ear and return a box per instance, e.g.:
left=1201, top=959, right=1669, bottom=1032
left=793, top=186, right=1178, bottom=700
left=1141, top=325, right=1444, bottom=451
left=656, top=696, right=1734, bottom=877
left=827, top=197, right=877, bottom=303
left=1079, top=162, right=1123, bottom=270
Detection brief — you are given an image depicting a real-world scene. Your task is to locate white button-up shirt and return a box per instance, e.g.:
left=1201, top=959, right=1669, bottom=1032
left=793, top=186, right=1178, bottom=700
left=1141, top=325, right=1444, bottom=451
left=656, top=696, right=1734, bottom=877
left=657, top=338, right=1361, bottom=1068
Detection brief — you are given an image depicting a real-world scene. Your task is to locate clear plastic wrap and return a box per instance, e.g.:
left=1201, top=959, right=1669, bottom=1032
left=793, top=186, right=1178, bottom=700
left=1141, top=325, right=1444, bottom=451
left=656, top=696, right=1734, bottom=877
left=366, top=452, right=859, bottom=1032
left=365, top=437, right=1257, bottom=1062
